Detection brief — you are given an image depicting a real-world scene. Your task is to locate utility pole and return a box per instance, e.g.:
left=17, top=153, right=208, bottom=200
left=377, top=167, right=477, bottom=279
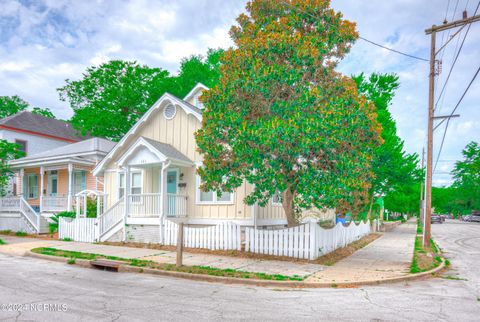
left=424, top=12, right=480, bottom=247
left=419, top=147, right=425, bottom=226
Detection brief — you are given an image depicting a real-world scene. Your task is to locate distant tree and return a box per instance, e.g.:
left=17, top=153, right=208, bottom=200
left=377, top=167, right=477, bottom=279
left=353, top=73, right=420, bottom=215
left=0, top=140, right=24, bottom=196
left=196, top=0, right=381, bottom=226
left=452, top=141, right=480, bottom=212
left=171, top=48, right=224, bottom=97
left=58, top=60, right=176, bottom=141
left=31, top=107, right=55, bottom=119
left=0, top=96, right=29, bottom=118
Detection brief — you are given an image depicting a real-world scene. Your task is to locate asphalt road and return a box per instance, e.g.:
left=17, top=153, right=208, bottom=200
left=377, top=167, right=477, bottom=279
left=0, top=220, right=479, bottom=322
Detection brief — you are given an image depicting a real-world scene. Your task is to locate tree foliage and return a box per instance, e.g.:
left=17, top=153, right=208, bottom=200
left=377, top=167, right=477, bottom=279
left=58, top=60, right=174, bottom=141
left=0, top=140, right=24, bottom=196
left=430, top=142, right=479, bottom=215
left=0, top=96, right=29, bottom=118
left=353, top=73, right=420, bottom=196
left=59, top=49, right=224, bottom=141
left=31, top=107, right=55, bottom=118
left=196, top=0, right=382, bottom=226
left=170, top=48, right=224, bottom=97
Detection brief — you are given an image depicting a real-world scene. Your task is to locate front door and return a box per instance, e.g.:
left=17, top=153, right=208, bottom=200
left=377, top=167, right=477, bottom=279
left=48, top=171, right=58, bottom=196
left=166, top=170, right=177, bottom=216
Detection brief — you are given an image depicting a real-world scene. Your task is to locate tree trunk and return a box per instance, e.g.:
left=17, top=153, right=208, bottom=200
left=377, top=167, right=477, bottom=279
left=367, top=194, right=374, bottom=221
left=282, top=188, right=298, bottom=227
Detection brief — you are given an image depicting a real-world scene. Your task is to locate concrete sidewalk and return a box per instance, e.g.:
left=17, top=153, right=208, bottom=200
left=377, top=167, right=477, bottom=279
left=0, top=221, right=416, bottom=282
left=306, top=219, right=416, bottom=283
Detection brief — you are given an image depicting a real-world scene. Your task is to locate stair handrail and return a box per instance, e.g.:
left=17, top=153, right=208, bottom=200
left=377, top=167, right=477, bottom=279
left=19, top=197, right=40, bottom=232
left=97, top=197, right=125, bottom=239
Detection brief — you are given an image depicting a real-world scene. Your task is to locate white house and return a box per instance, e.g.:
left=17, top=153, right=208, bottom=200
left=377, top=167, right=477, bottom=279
left=93, top=83, right=289, bottom=243
left=0, top=111, right=88, bottom=195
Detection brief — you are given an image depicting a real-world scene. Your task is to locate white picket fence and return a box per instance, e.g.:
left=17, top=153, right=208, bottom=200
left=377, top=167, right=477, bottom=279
left=164, top=220, right=241, bottom=250
left=59, top=217, right=98, bottom=243
left=245, top=220, right=371, bottom=260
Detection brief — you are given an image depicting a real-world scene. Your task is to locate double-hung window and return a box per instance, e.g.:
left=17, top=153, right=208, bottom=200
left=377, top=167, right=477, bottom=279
left=73, top=170, right=87, bottom=195
left=118, top=171, right=142, bottom=198
left=196, top=175, right=233, bottom=204
left=272, top=190, right=282, bottom=206
left=24, top=174, right=38, bottom=199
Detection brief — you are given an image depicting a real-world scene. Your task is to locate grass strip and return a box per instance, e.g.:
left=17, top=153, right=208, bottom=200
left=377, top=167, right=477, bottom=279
left=410, top=224, right=443, bottom=273
left=31, top=247, right=304, bottom=281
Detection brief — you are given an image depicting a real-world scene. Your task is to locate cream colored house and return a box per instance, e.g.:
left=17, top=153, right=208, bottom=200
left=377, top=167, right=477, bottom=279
left=93, top=83, right=287, bottom=242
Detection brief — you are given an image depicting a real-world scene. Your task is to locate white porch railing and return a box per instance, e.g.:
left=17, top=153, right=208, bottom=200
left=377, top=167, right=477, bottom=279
left=128, top=193, right=161, bottom=217
left=127, top=193, right=187, bottom=218
left=42, top=196, right=68, bottom=212
left=0, top=196, right=40, bottom=232
left=0, top=196, right=21, bottom=212
left=97, top=198, right=124, bottom=240
left=166, top=194, right=187, bottom=217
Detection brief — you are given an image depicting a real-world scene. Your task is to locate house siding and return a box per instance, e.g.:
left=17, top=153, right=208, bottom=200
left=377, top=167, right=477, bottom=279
left=102, top=99, right=281, bottom=223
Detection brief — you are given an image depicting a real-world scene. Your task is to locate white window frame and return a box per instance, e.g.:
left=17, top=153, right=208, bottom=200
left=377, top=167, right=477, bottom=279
left=130, top=171, right=143, bottom=195
left=118, top=170, right=143, bottom=199
left=195, top=174, right=234, bottom=205
left=25, top=173, right=38, bottom=199
left=272, top=190, right=282, bottom=206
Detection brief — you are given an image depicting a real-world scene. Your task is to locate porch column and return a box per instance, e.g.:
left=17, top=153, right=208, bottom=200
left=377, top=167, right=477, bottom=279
left=67, top=163, right=73, bottom=211
left=18, top=168, right=24, bottom=197
left=39, top=166, right=44, bottom=213
left=123, top=167, right=130, bottom=242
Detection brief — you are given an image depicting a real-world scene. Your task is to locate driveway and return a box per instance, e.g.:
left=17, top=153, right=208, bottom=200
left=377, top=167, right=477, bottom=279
left=0, top=220, right=479, bottom=321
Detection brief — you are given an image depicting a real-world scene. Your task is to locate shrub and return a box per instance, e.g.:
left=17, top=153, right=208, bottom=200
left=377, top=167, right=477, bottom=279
left=15, top=231, right=27, bottom=237
left=0, top=239, right=6, bottom=245
left=49, top=211, right=76, bottom=233
left=67, top=258, right=76, bottom=265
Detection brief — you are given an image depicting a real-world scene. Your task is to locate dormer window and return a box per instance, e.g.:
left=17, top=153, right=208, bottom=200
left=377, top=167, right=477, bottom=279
left=194, top=94, right=204, bottom=109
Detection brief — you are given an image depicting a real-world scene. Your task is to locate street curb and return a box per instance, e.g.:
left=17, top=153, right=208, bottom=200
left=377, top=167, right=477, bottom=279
left=24, top=250, right=446, bottom=288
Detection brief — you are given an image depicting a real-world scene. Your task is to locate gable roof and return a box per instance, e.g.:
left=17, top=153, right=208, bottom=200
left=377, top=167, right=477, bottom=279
left=142, top=137, right=193, bottom=164
left=9, top=137, right=115, bottom=167
left=183, top=82, right=209, bottom=103
left=0, top=111, right=87, bottom=142
left=93, top=92, right=202, bottom=175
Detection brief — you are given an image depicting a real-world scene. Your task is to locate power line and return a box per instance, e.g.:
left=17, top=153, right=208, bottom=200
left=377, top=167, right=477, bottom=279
left=435, top=1, right=480, bottom=110
left=433, top=63, right=480, bottom=172
left=280, top=1, right=429, bottom=62
left=357, top=37, right=429, bottom=61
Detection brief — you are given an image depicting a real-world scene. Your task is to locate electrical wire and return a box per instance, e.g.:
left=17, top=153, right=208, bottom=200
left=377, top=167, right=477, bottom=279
left=433, top=63, right=480, bottom=172
left=434, top=1, right=480, bottom=111
left=280, top=1, right=429, bottom=62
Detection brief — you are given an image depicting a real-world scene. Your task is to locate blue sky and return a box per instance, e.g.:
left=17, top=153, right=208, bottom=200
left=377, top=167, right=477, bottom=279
left=0, top=0, right=479, bottom=186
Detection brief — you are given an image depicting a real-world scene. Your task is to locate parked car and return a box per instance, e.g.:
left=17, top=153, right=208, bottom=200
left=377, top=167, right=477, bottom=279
left=470, top=214, right=480, bottom=223
left=462, top=215, right=471, bottom=221
left=431, top=214, right=443, bottom=224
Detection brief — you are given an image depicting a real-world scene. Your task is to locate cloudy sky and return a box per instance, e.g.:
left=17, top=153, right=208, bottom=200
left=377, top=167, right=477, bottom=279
left=1, top=0, right=479, bottom=186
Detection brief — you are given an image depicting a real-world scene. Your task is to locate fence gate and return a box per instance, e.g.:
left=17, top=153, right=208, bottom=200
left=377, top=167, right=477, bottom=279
left=59, top=217, right=98, bottom=242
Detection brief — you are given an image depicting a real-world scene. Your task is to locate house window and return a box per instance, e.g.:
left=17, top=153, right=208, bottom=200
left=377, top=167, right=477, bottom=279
left=118, top=173, right=125, bottom=198
left=24, top=174, right=38, bottom=199
left=73, top=170, right=87, bottom=194
left=196, top=175, right=233, bottom=204
left=272, top=190, right=282, bottom=206
left=15, top=139, right=27, bottom=155
left=118, top=171, right=142, bottom=198
left=131, top=172, right=142, bottom=195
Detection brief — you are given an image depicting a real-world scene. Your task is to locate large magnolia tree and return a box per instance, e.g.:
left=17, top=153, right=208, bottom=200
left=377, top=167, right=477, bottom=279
left=196, top=0, right=382, bottom=226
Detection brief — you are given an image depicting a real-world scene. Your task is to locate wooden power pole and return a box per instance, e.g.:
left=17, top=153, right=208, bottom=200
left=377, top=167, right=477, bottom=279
left=424, top=12, right=480, bottom=247
left=419, top=147, right=425, bottom=225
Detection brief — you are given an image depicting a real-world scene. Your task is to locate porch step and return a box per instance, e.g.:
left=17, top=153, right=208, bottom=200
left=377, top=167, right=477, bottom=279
left=90, top=259, right=123, bottom=272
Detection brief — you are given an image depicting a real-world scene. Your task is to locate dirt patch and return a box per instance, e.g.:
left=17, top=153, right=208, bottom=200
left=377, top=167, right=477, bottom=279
left=411, top=236, right=442, bottom=273
left=311, top=233, right=382, bottom=265
left=101, top=233, right=381, bottom=265
left=0, top=230, right=58, bottom=240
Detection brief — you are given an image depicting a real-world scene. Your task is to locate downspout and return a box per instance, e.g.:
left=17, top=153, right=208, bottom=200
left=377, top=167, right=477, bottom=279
left=159, top=160, right=171, bottom=244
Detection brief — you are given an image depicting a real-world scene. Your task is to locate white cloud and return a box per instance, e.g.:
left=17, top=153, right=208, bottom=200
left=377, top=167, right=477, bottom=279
left=0, top=0, right=478, bottom=187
